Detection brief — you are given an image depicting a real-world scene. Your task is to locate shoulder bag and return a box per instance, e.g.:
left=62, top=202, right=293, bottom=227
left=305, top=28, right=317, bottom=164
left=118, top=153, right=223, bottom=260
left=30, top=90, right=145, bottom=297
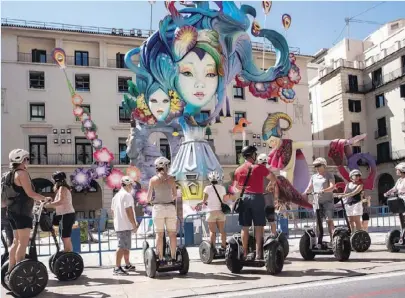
left=233, top=165, right=253, bottom=214
left=212, top=185, right=231, bottom=214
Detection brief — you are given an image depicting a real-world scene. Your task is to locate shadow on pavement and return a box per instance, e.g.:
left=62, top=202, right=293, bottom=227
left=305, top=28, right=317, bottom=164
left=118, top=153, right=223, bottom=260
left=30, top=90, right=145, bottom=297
left=46, top=275, right=134, bottom=288
left=39, top=291, right=111, bottom=298
left=274, top=268, right=366, bottom=278
left=140, top=270, right=261, bottom=281
left=287, top=257, right=405, bottom=263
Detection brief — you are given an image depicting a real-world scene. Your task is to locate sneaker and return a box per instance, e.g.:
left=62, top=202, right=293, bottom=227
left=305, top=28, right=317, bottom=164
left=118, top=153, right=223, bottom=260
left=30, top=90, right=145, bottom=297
left=124, top=264, right=136, bottom=271
left=113, top=267, right=129, bottom=276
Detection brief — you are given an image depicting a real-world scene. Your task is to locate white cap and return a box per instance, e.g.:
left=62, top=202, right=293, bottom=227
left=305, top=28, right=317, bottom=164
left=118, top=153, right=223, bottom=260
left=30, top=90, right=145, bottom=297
left=349, top=169, right=362, bottom=177
left=313, top=157, right=327, bottom=166
left=395, top=162, right=405, bottom=172
left=121, top=176, right=134, bottom=186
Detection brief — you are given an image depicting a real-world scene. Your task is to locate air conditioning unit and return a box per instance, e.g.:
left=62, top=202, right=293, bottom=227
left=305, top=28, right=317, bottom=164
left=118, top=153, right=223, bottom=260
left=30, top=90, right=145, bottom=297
left=112, top=28, right=117, bottom=34
left=118, top=28, right=124, bottom=35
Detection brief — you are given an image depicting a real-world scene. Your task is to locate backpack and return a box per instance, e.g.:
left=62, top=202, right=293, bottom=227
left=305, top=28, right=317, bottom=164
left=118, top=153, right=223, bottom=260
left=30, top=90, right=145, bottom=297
left=1, top=170, right=20, bottom=208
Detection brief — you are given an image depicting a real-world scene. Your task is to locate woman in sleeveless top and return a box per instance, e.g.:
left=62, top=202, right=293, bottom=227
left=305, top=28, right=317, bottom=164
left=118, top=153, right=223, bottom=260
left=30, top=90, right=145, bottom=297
left=146, top=156, right=177, bottom=263
left=338, top=169, right=364, bottom=232
left=6, top=149, right=52, bottom=274
left=45, top=171, right=76, bottom=252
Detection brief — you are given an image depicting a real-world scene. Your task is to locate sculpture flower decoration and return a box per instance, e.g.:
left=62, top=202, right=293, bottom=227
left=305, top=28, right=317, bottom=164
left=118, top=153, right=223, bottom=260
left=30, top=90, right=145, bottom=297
left=94, top=147, right=114, bottom=163
left=106, top=169, right=125, bottom=189
left=91, top=162, right=112, bottom=179
left=132, top=94, right=157, bottom=125
left=126, top=166, right=141, bottom=182
left=70, top=168, right=92, bottom=192
left=92, top=139, right=103, bottom=150
left=135, top=188, right=148, bottom=205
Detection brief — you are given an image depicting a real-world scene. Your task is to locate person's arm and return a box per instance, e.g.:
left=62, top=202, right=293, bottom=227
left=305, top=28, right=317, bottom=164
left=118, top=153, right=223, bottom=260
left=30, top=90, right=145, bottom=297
left=385, top=180, right=399, bottom=196
left=146, top=179, right=154, bottom=203
left=47, top=187, right=66, bottom=207
left=323, top=174, right=335, bottom=193
left=303, top=177, right=313, bottom=194
left=17, top=171, right=49, bottom=202
left=124, top=195, right=137, bottom=230
left=340, top=184, right=363, bottom=199
left=171, top=178, right=177, bottom=201
left=202, top=187, right=209, bottom=204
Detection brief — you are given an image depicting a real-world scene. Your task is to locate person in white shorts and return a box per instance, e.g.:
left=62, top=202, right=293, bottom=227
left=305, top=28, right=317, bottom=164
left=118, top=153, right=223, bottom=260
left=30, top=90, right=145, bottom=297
left=111, top=176, right=138, bottom=275
left=202, top=171, right=227, bottom=251
left=337, top=169, right=364, bottom=232
left=146, top=156, right=177, bottom=264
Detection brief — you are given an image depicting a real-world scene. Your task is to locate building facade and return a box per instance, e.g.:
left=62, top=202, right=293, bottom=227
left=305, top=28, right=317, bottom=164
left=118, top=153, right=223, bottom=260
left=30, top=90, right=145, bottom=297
left=309, top=19, right=405, bottom=204
left=1, top=19, right=313, bottom=215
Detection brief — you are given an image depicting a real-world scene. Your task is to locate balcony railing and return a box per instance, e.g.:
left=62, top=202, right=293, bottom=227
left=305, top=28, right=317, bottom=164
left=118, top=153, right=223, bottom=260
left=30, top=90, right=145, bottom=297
left=29, top=154, right=130, bottom=166
left=18, top=52, right=100, bottom=67
left=363, top=66, right=405, bottom=93
left=374, top=128, right=388, bottom=139
left=344, top=84, right=369, bottom=94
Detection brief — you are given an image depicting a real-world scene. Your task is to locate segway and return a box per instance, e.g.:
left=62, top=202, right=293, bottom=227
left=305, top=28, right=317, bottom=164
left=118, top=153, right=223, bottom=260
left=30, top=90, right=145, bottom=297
left=142, top=203, right=189, bottom=278
left=385, top=194, right=405, bottom=252
left=225, top=228, right=284, bottom=275
left=199, top=241, right=226, bottom=264
left=299, top=193, right=351, bottom=262
left=1, top=202, right=48, bottom=297
left=48, top=212, right=84, bottom=281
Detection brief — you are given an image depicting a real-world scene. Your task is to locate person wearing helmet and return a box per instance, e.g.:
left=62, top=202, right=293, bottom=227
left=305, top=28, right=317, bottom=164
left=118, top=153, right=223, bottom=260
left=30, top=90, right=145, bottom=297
left=385, top=162, right=405, bottom=198
left=234, top=145, right=278, bottom=260
left=337, top=169, right=364, bottom=231
left=257, top=154, right=278, bottom=235
left=201, top=171, right=227, bottom=251
left=146, top=156, right=178, bottom=264
left=45, top=171, right=75, bottom=252
left=304, top=157, right=336, bottom=243
left=6, top=149, right=53, bottom=275
left=111, top=176, right=139, bottom=275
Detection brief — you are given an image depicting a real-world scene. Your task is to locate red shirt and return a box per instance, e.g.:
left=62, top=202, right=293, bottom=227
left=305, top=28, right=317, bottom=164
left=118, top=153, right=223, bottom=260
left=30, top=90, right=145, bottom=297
left=234, top=161, right=270, bottom=194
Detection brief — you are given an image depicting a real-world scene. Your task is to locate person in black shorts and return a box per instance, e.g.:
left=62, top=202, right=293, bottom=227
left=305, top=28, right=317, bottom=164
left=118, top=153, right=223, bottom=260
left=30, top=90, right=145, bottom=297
left=6, top=149, right=52, bottom=274
left=45, top=171, right=76, bottom=251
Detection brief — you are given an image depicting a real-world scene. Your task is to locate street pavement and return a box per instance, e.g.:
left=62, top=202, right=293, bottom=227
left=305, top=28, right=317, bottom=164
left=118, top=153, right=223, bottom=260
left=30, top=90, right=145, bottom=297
left=1, top=233, right=405, bottom=298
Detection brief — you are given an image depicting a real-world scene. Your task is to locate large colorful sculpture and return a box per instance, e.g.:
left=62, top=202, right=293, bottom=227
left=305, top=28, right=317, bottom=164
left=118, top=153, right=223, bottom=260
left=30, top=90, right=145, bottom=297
left=122, top=1, right=301, bottom=200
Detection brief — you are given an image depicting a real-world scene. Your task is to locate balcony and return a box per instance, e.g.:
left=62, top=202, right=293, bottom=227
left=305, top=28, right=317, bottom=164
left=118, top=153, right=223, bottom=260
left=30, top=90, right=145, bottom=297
left=344, top=84, right=369, bottom=94
left=29, top=154, right=130, bottom=166
left=107, top=59, right=129, bottom=69
left=18, top=52, right=100, bottom=67
left=374, top=128, right=388, bottom=139
left=362, top=66, right=405, bottom=93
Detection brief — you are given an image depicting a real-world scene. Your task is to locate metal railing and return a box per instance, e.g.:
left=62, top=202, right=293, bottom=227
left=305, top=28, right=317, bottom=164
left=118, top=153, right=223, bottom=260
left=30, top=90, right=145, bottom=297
left=363, top=66, right=405, bottom=93
left=374, top=128, right=388, bottom=139
left=28, top=153, right=130, bottom=166
left=17, top=52, right=99, bottom=67
left=344, top=84, right=369, bottom=94
left=251, top=41, right=300, bottom=55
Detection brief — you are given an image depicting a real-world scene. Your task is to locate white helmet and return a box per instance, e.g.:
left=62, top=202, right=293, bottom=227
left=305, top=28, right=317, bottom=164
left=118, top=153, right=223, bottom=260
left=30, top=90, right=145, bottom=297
left=349, top=169, right=362, bottom=178
left=313, top=157, right=327, bottom=167
left=9, top=149, right=30, bottom=164
left=395, top=162, right=405, bottom=173
left=257, top=153, right=268, bottom=164
left=154, top=156, right=170, bottom=169
left=208, top=171, right=221, bottom=182
left=121, top=176, right=134, bottom=186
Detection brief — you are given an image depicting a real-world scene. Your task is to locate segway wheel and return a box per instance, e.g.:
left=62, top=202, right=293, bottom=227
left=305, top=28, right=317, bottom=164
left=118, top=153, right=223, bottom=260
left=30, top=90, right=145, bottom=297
left=299, top=233, right=315, bottom=261
left=9, top=260, right=48, bottom=298
left=142, top=241, right=149, bottom=256
left=144, top=248, right=157, bottom=278
left=48, top=252, right=63, bottom=274
left=350, top=230, right=371, bottom=252
left=265, top=241, right=284, bottom=275
left=199, top=241, right=214, bottom=264
left=178, top=246, right=189, bottom=275
left=54, top=252, right=84, bottom=281
left=277, top=233, right=289, bottom=259
left=333, top=234, right=351, bottom=261
left=1, top=261, right=10, bottom=291
left=385, top=230, right=401, bottom=253
left=225, top=243, right=243, bottom=273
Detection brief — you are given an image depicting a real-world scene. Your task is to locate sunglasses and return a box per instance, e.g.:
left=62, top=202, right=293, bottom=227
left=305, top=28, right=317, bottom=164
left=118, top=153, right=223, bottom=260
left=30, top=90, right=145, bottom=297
left=314, top=164, right=323, bottom=168
left=24, top=157, right=30, bottom=162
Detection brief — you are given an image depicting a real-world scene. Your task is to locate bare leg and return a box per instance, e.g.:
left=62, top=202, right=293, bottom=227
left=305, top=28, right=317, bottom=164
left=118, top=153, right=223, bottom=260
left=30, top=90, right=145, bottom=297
left=327, top=219, right=335, bottom=242
left=62, top=237, right=73, bottom=252
left=241, top=227, right=249, bottom=258
left=168, top=231, right=177, bottom=259
left=349, top=217, right=356, bottom=232
left=255, top=226, right=264, bottom=259
left=123, top=249, right=130, bottom=265
left=15, top=229, right=30, bottom=263
left=156, top=232, right=164, bottom=260
left=115, top=248, right=124, bottom=267
left=7, top=231, right=18, bottom=272
left=362, top=220, right=369, bottom=232
left=217, top=221, right=226, bottom=248
left=269, top=222, right=277, bottom=235
left=354, top=216, right=362, bottom=231
left=208, top=222, right=217, bottom=247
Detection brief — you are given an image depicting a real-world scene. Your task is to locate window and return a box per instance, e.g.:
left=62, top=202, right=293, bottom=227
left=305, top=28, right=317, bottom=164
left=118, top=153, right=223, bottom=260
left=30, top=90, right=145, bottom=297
left=31, top=49, right=46, bottom=63
left=118, top=138, right=130, bottom=165
left=233, top=86, right=244, bottom=99
left=351, top=122, right=361, bottom=137
left=75, top=51, right=89, bottom=66
left=116, top=53, right=126, bottom=68
left=352, top=146, right=361, bottom=154
left=268, top=97, right=278, bottom=103
left=372, top=68, right=382, bottom=88
left=377, top=117, right=387, bottom=137
left=29, top=71, right=45, bottom=89
left=235, top=140, right=249, bottom=164
left=197, top=110, right=210, bottom=122
left=160, top=139, right=170, bottom=160
left=75, top=137, right=93, bottom=165
left=377, top=142, right=390, bottom=163
left=401, top=84, right=405, bottom=98
left=348, top=99, right=361, bottom=113
left=402, top=56, right=405, bottom=75
left=375, top=94, right=385, bottom=108
left=118, top=77, right=131, bottom=92
left=30, top=103, right=45, bottom=121
left=119, top=106, right=131, bottom=123
left=76, top=105, right=90, bottom=122
left=309, top=92, right=312, bottom=103
left=75, top=74, right=90, bottom=91
left=234, top=111, right=246, bottom=125
left=29, top=136, right=47, bottom=165
left=348, top=75, right=358, bottom=92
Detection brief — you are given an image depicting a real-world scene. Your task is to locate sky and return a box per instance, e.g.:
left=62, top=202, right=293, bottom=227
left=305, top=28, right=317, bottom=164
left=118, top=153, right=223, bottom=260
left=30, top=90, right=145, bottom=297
left=1, top=1, right=405, bottom=55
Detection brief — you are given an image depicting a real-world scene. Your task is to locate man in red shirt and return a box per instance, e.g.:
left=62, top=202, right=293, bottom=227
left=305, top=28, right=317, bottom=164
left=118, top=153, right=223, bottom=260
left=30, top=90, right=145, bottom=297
left=234, top=145, right=278, bottom=260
